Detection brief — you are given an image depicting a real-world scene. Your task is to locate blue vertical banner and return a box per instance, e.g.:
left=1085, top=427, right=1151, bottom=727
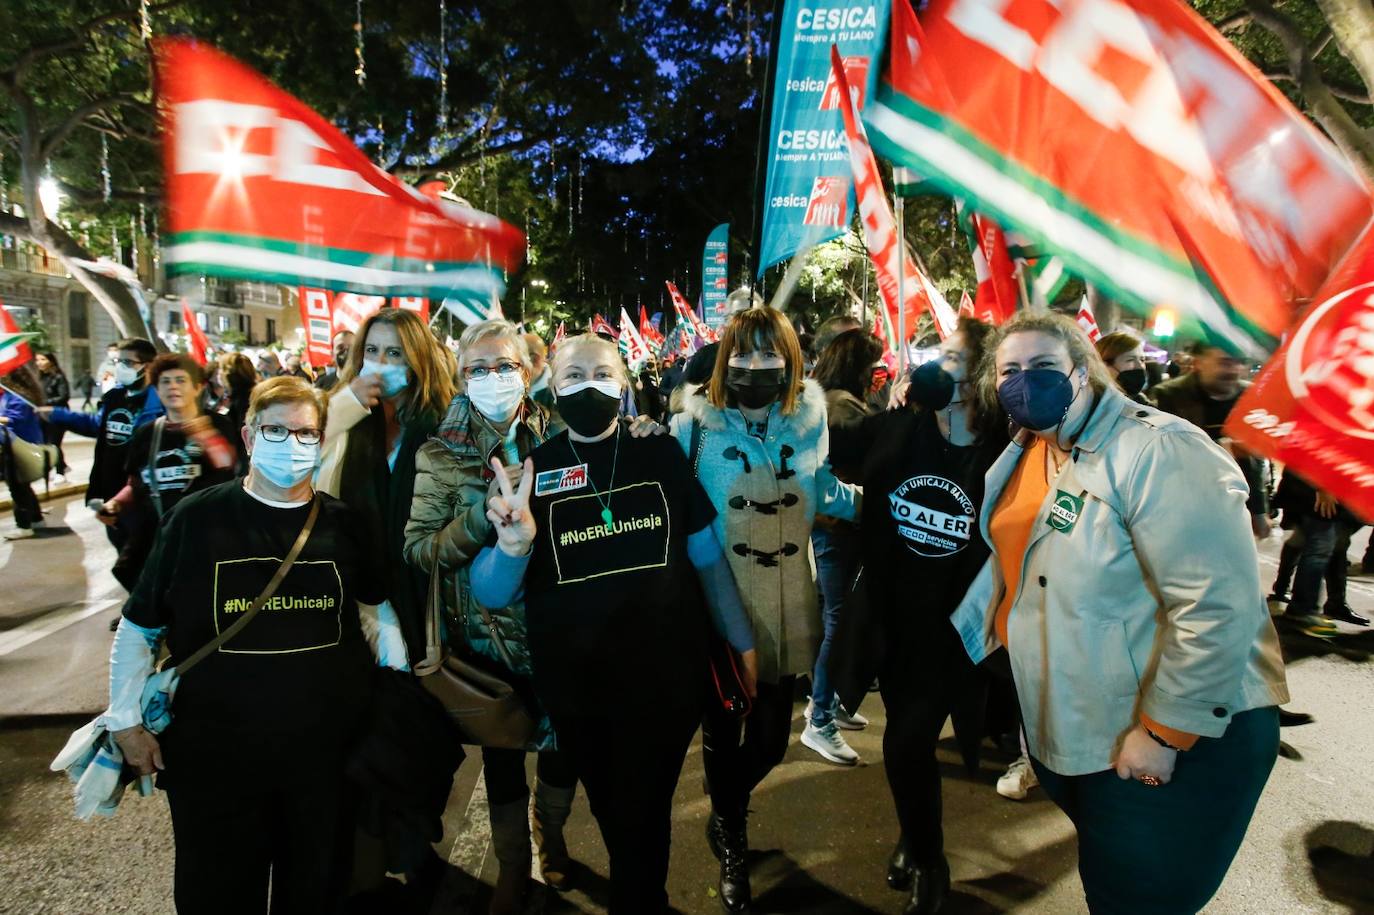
left=757, top=1, right=891, bottom=277
left=701, top=223, right=730, bottom=331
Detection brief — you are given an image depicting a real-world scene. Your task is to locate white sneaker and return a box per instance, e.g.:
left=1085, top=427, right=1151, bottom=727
left=834, top=706, right=869, bottom=730
left=801, top=720, right=860, bottom=766
left=4, top=528, right=36, bottom=541
left=804, top=697, right=869, bottom=730
left=996, top=755, right=1038, bottom=800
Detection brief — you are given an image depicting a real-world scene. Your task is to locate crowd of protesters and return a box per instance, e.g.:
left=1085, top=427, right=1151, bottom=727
left=10, top=297, right=1354, bottom=915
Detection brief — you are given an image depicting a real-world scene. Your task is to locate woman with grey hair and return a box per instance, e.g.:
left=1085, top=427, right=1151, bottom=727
left=403, top=319, right=574, bottom=913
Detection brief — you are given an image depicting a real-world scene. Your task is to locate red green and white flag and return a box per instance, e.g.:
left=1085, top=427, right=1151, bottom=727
left=0, top=303, right=34, bottom=376
left=618, top=308, right=651, bottom=370
left=181, top=298, right=210, bottom=366
left=551, top=321, right=567, bottom=352
left=155, top=39, right=523, bottom=308
left=1076, top=296, right=1102, bottom=342
left=864, top=0, right=1373, bottom=356
left=639, top=305, right=666, bottom=348
left=667, top=281, right=716, bottom=342
left=832, top=46, right=957, bottom=341
left=958, top=290, right=975, bottom=318
left=332, top=293, right=385, bottom=335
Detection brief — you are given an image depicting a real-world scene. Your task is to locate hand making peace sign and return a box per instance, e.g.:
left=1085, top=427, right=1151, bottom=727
left=487, top=457, right=536, bottom=556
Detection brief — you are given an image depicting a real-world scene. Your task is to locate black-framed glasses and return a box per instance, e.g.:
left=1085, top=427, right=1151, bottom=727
left=115, top=358, right=145, bottom=369
left=464, top=362, right=523, bottom=380
left=257, top=424, right=322, bottom=445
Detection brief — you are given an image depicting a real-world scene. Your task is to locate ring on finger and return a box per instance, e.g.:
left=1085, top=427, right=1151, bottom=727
left=1138, top=774, right=1162, bottom=787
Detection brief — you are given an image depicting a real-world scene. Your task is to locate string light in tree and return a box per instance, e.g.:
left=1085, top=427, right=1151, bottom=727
left=112, top=222, right=120, bottom=261
left=130, top=215, right=139, bottom=270
left=139, top=0, right=152, bottom=40
left=354, top=0, right=366, bottom=87
left=101, top=134, right=111, bottom=202
left=1, top=150, right=8, bottom=213
left=437, top=0, right=449, bottom=132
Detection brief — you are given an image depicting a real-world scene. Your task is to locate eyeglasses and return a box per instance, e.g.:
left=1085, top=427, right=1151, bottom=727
left=464, top=362, right=522, bottom=380
left=257, top=424, right=322, bottom=445
left=115, top=358, right=145, bottom=369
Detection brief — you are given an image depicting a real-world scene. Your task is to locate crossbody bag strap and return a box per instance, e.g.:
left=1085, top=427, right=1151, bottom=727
left=145, top=417, right=166, bottom=519
left=174, top=496, right=321, bottom=676
left=416, top=536, right=447, bottom=674
left=688, top=416, right=705, bottom=477
left=474, top=600, right=518, bottom=670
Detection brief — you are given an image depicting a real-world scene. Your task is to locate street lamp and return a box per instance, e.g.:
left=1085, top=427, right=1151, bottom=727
left=38, top=177, right=62, bottom=220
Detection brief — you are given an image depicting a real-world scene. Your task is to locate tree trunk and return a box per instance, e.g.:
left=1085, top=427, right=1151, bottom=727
left=1316, top=0, right=1374, bottom=101
left=0, top=212, right=163, bottom=348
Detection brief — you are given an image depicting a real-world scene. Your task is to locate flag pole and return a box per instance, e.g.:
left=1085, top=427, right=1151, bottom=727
left=894, top=190, right=907, bottom=375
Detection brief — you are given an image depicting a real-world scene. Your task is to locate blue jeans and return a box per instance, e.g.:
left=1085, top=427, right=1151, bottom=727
left=810, top=524, right=860, bottom=726
left=1290, top=514, right=1347, bottom=615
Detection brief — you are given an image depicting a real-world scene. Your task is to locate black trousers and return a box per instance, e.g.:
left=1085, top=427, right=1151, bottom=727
left=482, top=745, right=577, bottom=805
left=701, top=675, right=797, bottom=819
left=879, top=621, right=981, bottom=862
left=164, top=748, right=354, bottom=915
left=552, top=703, right=700, bottom=914
left=1, top=440, right=41, bottom=530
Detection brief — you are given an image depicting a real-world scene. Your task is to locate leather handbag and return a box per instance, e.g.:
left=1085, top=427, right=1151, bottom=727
left=413, top=539, right=536, bottom=749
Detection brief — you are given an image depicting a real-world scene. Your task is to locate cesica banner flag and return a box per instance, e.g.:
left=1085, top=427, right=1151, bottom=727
left=864, top=0, right=1373, bottom=357
left=757, top=0, right=891, bottom=275
left=702, top=223, right=730, bottom=330
left=1226, top=227, right=1374, bottom=520
left=156, top=40, right=524, bottom=304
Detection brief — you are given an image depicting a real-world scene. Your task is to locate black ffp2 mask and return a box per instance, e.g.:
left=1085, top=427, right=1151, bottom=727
left=726, top=367, right=786, bottom=410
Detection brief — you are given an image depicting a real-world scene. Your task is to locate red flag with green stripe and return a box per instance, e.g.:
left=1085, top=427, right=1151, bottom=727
left=864, top=0, right=1373, bottom=356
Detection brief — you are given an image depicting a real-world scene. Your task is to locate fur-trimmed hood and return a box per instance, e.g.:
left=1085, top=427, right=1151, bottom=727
left=676, top=377, right=828, bottom=435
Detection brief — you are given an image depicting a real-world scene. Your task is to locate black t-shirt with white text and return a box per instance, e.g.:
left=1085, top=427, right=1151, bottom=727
left=518, top=425, right=716, bottom=718
left=856, top=409, right=1005, bottom=626
left=123, top=481, right=385, bottom=753
left=124, top=412, right=239, bottom=518
left=89, top=383, right=156, bottom=500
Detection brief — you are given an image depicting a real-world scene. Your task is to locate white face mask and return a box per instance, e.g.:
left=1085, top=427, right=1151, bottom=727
left=114, top=363, right=142, bottom=387
left=466, top=371, right=526, bottom=422
left=555, top=379, right=623, bottom=399
left=362, top=359, right=410, bottom=397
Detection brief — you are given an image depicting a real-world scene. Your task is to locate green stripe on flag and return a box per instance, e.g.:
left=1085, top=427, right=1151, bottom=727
left=865, top=86, right=1274, bottom=356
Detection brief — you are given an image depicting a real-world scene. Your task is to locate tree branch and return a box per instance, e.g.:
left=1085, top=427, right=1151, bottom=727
left=40, top=92, right=144, bottom=159
left=1246, top=0, right=1374, bottom=174
left=1261, top=68, right=1372, bottom=102
left=1216, top=11, right=1254, bottom=32
left=6, top=0, right=188, bottom=84
left=394, top=132, right=558, bottom=176
left=55, top=180, right=162, bottom=206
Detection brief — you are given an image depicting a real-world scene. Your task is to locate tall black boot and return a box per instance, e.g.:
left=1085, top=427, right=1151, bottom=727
left=706, top=810, right=752, bottom=913
left=887, top=835, right=916, bottom=891
left=903, top=855, right=950, bottom=915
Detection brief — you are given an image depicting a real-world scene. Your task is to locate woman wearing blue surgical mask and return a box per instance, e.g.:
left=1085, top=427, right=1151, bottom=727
left=948, top=311, right=1288, bottom=914
left=315, top=308, right=455, bottom=891
left=402, top=320, right=577, bottom=914
left=105, top=377, right=388, bottom=914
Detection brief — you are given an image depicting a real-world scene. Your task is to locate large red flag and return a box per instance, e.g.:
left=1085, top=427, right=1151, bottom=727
left=155, top=39, right=523, bottom=308
left=666, top=282, right=717, bottom=342
left=831, top=46, right=957, bottom=341
left=298, top=288, right=334, bottom=367
left=865, top=0, right=1373, bottom=356
left=1227, top=226, right=1374, bottom=519
left=181, top=298, right=209, bottom=366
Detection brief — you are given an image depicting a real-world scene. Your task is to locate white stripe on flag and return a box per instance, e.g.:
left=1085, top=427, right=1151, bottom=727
left=164, top=242, right=504, bottom=295
left=866, top=100, right=1266, bottom=357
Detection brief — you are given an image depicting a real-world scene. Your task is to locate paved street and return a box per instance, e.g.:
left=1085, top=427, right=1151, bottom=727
left=2, top=483, right=1372, bottom=914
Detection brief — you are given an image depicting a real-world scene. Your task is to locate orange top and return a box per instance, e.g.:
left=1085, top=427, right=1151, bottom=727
left=989, top=438, right=1051, bottom=648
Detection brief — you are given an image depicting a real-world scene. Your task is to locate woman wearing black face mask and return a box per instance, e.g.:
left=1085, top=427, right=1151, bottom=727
left=669, top=306, right=860, bottom=914
left=829, top=317, right=1008, bottom=914
left=467, top=333, right=757, bottom=914
left=1096, top=331, right=1152, bottom=404
left=949, top=311, right=1286, bottom=915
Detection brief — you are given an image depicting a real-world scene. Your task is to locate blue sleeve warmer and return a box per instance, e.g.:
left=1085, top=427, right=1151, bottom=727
left=470, top=545, right=529, bottom=609
left=49, top=406, right=101, bottom=438
left=104, top=618, right=165, bottom=731
left=687, top=527, right=754, bottom=653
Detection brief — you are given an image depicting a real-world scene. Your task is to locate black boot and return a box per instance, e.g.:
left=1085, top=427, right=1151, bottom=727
left=902, top=855, right=950, bottom=915
left=887, top=836, right=915, bottom=891
left=707, top=810, right=752, bottom=913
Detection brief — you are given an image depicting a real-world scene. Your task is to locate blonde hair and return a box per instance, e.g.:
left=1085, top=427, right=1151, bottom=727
left=340, top=308, right=455, bottom=421
left=245, top=376, right=328, bottom=431
left=550, top=333, right=630, bottom=388
left=978, top=310, right=1116, bottom=409
left=708, top=306, right=805, bottom=414
left=456, top=319, right=533, bottom=391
